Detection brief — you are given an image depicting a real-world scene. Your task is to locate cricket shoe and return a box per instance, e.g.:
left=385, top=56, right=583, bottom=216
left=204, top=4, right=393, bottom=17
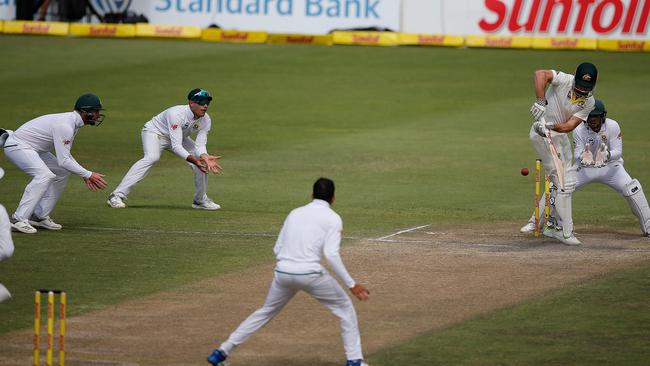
left=29, top=216, right=62, bottom=230
left=107, top=193, right=126, bottom=208
left=519, top=222, right=536, bottom=233
left=193, top=198, right=221, bottom=210
left=346, top=360, right=369, bottom=366
left=206, top=348, right=228, bottom=365
left=10, top=217, right=37, bottom=234
left=0, top=283, right=11, bottom=303
left=543, top=226, right=581, bottom=246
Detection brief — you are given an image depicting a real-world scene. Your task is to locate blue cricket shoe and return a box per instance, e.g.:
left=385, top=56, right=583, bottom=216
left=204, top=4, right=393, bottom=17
left=207, top=348, right=227, bottom=365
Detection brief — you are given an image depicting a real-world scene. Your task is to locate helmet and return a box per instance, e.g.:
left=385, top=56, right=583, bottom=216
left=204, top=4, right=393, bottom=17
left=587, top=99, right=606, bottom=133
left=74, top=93, right=105, bottom=126
left=573, top=62, right=597, bottom=98
left=74, top=93, right=103, bottom=111
left=187, top=88, right=213, bottom=106
left=589, top=99, right=606, bottom=118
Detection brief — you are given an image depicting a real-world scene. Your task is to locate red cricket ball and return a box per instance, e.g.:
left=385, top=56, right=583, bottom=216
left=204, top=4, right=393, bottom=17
left=521, top=167, right=529, bottom=176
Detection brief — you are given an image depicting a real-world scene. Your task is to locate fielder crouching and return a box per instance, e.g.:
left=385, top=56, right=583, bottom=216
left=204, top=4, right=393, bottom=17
left=107, top=88, right=222, bottom=210
left=1, top=94, right=108, bottom=234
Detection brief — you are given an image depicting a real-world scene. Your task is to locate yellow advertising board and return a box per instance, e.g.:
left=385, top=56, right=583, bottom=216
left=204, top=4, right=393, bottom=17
left=0, top=21, right=4, bottom=33
left=136, top=23, right=201, bottom=39
left=201, top=29, right=268, bottom=43
left=69, top=23, right=136, bottom=38
left=399, top=33, right=464, bottom=47
left=531, top=37, right=597, bottom=50
left=332, top=31, right=399, bottom=46
left=267, top=33, right=333, bottom=46
left=466, top=35, right=531, bottom=49
left=598, top=39, right=648, bottom=52
left=3, top=21, right=69, bottom=36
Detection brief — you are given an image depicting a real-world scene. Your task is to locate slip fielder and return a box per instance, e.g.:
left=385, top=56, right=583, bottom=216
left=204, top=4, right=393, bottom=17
left=107, top=88, right=222, bottom=210
left=0, top=166, right=15, bottom=302
left=1, top=94, right=108, bottom=234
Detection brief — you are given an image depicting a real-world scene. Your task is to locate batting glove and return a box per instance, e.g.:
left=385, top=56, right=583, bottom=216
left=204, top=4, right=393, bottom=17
left=579, top=144, right=594, bottom=166
left=533, top=121, right=550, bottom=138
left=594, top=142, right=610, bottom=168
left=530, top=100, right=546, bottom=120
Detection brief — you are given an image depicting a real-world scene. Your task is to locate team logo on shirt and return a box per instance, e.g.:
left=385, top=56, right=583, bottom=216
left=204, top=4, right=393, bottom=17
left=193, top=123, right=199, bottom=129
left=171, top=124, right=178, bottom=130
left=63, top=139, right=71, bottom=145
left=601, top=134, right=607, bottom=143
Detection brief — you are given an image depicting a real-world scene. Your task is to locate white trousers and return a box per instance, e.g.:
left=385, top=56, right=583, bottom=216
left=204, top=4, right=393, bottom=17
left=3, top=145, right=70, bottom=221
left=220, top=271, right=364, bottom=360
left=0, top=205, right=15, bottom=261
left=531, top=162, right=634, bottom=220
left=529, top=126, right=577, bottom=236
left=112, top=130, right=208, bottom=203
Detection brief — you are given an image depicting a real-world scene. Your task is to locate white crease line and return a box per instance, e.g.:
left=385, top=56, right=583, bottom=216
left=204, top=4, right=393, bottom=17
left=373, top=224, right=431, bottom=241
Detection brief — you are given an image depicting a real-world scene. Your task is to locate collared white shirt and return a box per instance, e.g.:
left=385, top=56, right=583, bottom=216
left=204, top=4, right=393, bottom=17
left=7, top=111, right=91, bottom=178
left=143, top=104, right=211, bottom=158
left=573, top=117, right=623, bottom=166
left=545, top=71, right=595, bottom=127
left=274, top=199, right=356, bottom=288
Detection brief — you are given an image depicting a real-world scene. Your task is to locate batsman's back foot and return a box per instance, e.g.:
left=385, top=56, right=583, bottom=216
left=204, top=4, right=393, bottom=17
left=543, top=226, right=581, bottom=246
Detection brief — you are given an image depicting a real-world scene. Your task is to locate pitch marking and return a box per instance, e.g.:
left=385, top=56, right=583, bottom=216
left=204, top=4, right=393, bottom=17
left=372, top=224, right=431, bottom=241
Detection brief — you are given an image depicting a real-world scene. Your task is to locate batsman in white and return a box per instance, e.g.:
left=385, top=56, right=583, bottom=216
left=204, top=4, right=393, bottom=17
left=521, top=99, right=650, bottom=237
left=107, top=88, right=222, bottom=210
left=206, top=178, right=371, bottom=366
left=0, top=166, right=16, bottom=302
left=1, top=94, right=108, bottom=234
left=528, top=62, right=597, bottom=245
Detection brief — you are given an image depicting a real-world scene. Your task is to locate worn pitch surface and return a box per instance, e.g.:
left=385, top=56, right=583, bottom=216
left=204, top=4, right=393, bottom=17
left=1, top=224, right=648, bottom=366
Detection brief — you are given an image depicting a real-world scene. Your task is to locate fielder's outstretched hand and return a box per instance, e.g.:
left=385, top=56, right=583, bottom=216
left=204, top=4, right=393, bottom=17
left=350, top=284, right=370, bottom=301
left=200, top=154, right=223, bottom=174
left=84, top=172, right=107, bottom=191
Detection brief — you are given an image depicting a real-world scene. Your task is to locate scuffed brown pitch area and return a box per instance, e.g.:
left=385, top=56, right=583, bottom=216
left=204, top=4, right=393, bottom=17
left=1, top=224, right=648, bottom=366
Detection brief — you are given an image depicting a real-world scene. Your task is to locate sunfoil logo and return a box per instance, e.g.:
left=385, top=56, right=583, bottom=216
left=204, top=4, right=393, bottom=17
left=154, top=0, right=381, bottom=18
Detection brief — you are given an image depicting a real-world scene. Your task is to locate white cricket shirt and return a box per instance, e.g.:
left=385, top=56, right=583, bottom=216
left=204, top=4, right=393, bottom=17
left=7, top=111, right=92, bottom=178
left=544, top=71, right=595, bottom=127
left=143, top=105, right=211, bottom=159
left=274, top=199, right=356, bottom=288
left=573, top=118, right=623, bottom=165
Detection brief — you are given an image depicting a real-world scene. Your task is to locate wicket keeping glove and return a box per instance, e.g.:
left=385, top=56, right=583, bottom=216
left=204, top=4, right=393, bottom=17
left=579, top=144, right=595, bottom=166
left=530, top=100, right=546, bottom=120
left=594, top=142, right=610, bottom=168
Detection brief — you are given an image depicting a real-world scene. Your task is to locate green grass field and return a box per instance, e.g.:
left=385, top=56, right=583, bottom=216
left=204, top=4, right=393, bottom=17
left=0, top=35, right=649, bottom=364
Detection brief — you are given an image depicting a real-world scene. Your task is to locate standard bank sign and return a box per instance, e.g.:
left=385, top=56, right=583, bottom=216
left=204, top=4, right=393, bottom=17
left=149, top=0, right=400, bottom=34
